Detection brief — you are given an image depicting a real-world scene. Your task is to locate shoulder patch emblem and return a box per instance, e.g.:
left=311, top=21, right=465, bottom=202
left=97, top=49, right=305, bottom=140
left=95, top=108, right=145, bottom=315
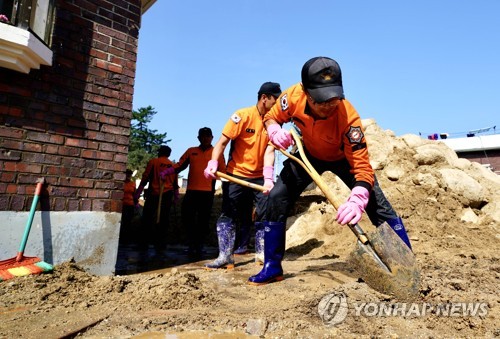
left=280, top=94, right=289, bottom=111
left=231, top=113, right=241, bottom=124
left=346, top=126, right=364, bottom=144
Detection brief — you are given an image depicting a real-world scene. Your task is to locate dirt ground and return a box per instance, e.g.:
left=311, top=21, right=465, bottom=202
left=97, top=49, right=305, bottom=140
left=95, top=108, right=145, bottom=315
left=1, top=122, right=499, bottom=338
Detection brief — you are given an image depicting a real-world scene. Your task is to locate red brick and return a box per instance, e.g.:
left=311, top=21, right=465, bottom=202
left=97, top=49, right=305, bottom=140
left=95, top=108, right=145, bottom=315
left=68, top=178, right=94, bottom=188
left=80, top=199, right=92, bottom=211
left=92, top=199, right=110, bottom=211
left=87, top=189, right=110, bottom=198
left=0, top=127, right=24, bottom=138
left=0, top=172, right=16, bottom=182
left=53, top=197, right=66, bottom=211
left=11, top=195, right=25, bottom=211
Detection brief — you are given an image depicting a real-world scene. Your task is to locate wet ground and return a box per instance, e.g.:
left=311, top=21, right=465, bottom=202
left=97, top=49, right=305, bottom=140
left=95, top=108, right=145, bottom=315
left=114, top=242, right=221, bottom=275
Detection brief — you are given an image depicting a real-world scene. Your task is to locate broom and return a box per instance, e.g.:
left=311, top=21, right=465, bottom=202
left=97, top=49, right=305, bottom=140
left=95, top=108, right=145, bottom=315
left=0, top=178, right=53, bottom=281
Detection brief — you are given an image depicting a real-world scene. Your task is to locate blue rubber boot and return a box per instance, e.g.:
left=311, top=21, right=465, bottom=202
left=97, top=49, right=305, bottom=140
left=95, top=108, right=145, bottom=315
left=386, top=217, right=412, bottom=250
left=254, top=222, right=264, bottom=265
left=234, top=222, right=251, bottom=255
left=248, top=221, right=285, bottom=285
left=205, top=217, right=235, bottom=270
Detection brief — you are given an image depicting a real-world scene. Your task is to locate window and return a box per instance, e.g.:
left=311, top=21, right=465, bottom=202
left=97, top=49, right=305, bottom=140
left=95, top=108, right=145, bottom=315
left=0, top=0, right=55, bottom=73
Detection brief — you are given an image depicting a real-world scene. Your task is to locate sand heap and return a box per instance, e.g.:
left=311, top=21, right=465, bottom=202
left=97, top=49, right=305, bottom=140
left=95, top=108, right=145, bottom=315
left=286, top=118, right=500, bottom=259
left=1, top=119, right=498, bottom=338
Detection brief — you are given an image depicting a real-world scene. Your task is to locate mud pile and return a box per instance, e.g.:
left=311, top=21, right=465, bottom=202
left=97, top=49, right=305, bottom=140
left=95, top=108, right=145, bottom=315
left=1, top=119, right=498, bottom=338
left=287, top=118, right=500, bottom=258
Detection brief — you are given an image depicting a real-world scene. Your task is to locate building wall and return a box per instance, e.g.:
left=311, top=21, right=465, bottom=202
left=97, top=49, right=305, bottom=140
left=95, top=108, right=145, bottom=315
left=457, top=150, right=500, bottom=174
left=0, top=0, right=142, bottom=274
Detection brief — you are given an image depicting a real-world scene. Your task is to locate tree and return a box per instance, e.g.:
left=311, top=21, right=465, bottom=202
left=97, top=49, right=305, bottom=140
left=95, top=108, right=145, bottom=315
left=128, top=106, right=170, bottom=178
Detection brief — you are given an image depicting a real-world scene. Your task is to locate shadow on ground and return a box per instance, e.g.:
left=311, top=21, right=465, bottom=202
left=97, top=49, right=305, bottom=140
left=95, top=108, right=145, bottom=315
left=114, top=242, right=219, bottom=275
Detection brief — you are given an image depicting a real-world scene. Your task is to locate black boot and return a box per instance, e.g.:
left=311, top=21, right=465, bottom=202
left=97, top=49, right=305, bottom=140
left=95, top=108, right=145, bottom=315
left=234, top=222, right=251, bottom=255
left=248, top=221, right=285, bottom=285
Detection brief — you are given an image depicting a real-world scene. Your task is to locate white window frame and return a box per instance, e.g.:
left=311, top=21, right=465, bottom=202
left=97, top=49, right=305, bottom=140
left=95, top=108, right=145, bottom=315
left=0, top=23, right=52, bottom=73
left=0, top=0, right=53, bottom=74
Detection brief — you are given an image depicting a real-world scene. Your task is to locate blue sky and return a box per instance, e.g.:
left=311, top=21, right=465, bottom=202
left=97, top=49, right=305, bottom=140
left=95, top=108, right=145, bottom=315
left=133, top=0, right=499, bottom=165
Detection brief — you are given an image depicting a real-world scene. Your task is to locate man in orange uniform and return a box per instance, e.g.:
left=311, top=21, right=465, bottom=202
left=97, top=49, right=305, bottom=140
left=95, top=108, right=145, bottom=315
left=203, top=82, right=281, bottom=269
left=248, top=57, right=412, bottom=285
left=134, top=145, right=178, bottom=254
left=160, top=127, right=226, bottom=260
left=120, top=169, right=137, bottom=244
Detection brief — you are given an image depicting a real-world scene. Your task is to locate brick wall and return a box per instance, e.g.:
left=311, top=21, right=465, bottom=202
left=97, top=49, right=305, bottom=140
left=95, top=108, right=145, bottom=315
left=0, top=0, right=142, bottom=212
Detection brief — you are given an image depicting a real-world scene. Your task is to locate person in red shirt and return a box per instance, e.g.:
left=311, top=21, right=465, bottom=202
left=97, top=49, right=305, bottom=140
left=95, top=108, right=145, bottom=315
left=134, top=145, right=178, bottom=254
left=248, top=57, right=412, bottom=285
left=120, top=169, right=137, bottom=244
left=160, top=127, right=226, bottom=260
left=203, top=82, right=281, bottom=269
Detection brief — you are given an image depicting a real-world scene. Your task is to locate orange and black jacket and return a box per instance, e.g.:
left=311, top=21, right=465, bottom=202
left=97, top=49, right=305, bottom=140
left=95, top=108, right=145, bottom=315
left=264, top=83, right=374, bottom=188
left=139, top=156, right=178, bottom=196
left=222, top=105, right=268, bottom=178
left=122, top=180, right=136, bottom=206
left=173, top=145, right=226, bottom=191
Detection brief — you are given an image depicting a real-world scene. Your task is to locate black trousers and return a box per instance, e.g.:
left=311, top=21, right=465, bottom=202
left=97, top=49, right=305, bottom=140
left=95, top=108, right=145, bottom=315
left=119, top=204, right=136, bottom=243
left=266, top=151, right=397, bottom=226
left=141, top=190, right=173, bottom=249
left=181, top=189, right=215, bottom=251
left=220, top=175, right=268, bottom=223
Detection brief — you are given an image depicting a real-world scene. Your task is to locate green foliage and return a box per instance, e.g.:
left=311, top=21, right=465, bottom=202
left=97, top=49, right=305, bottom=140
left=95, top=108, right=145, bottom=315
left=127, top=106, right=171, bottom=179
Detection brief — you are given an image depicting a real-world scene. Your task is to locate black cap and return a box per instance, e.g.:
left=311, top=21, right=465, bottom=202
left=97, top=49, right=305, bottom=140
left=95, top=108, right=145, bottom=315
left=258, top=82, right=282, bottom=98
left=126, top=169, right=133, bottom=175
left=301, top=57, right=344, bottom=102
left=198, top=127, right=212, bottom=137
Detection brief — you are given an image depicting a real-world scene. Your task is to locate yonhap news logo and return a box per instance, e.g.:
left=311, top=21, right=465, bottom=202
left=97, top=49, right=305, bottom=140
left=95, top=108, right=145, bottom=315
left=317, top=292, right=349, bottom=326
left=318, top=292, right=488, bottom=327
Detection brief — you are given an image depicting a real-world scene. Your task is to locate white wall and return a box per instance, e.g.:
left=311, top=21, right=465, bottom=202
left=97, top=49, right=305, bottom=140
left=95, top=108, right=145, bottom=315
left=0, top=211, right=121, bottom=276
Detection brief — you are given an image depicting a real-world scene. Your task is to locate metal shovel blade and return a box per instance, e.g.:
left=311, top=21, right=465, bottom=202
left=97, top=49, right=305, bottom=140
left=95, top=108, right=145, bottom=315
left=349, top=222, right=420, bottom=300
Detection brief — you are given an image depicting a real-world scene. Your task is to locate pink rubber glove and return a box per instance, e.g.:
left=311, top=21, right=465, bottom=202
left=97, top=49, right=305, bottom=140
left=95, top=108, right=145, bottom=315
left=336, top=186, right=370, bottom=225
left=133, top=184, right=145, bottom=202
left=262, top=166, right=274, bottom=195
left=160, top=166, right=175, bottom=180
left=203, top=160, right=218, bottom=179
left=267, top=124, right=294, bottom=150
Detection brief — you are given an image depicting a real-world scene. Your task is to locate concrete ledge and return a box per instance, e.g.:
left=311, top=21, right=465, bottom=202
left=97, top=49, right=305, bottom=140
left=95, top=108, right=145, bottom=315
left=0, top=211, right=121, bottom=276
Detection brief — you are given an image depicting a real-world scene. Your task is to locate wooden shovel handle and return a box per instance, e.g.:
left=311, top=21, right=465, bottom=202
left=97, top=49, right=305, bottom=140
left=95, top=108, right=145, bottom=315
left=216, top=171, right=266, bottom=192
left=156, top=180, right=165, bottom=224
left=282, top=129, right=369, bottom=244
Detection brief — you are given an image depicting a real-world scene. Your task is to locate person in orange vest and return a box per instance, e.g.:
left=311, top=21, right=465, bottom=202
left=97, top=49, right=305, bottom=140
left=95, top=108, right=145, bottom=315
left=249, top=57, right=412, bottom=285
left=120, top=169, right=136, bottom=244
left=134, top=145, right=178, bottom=254
left=203, top=82, right=281, bottom=269
left=160, top=127, right=226, bottom=260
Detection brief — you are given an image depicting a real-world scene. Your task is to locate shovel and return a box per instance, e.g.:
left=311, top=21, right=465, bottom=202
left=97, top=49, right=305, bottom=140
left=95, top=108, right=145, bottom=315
left=281, top=128, right=420, bottom=300
left=156, top=180, right=165, bottom=224
left=216, top=171, right=266, bottom=192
